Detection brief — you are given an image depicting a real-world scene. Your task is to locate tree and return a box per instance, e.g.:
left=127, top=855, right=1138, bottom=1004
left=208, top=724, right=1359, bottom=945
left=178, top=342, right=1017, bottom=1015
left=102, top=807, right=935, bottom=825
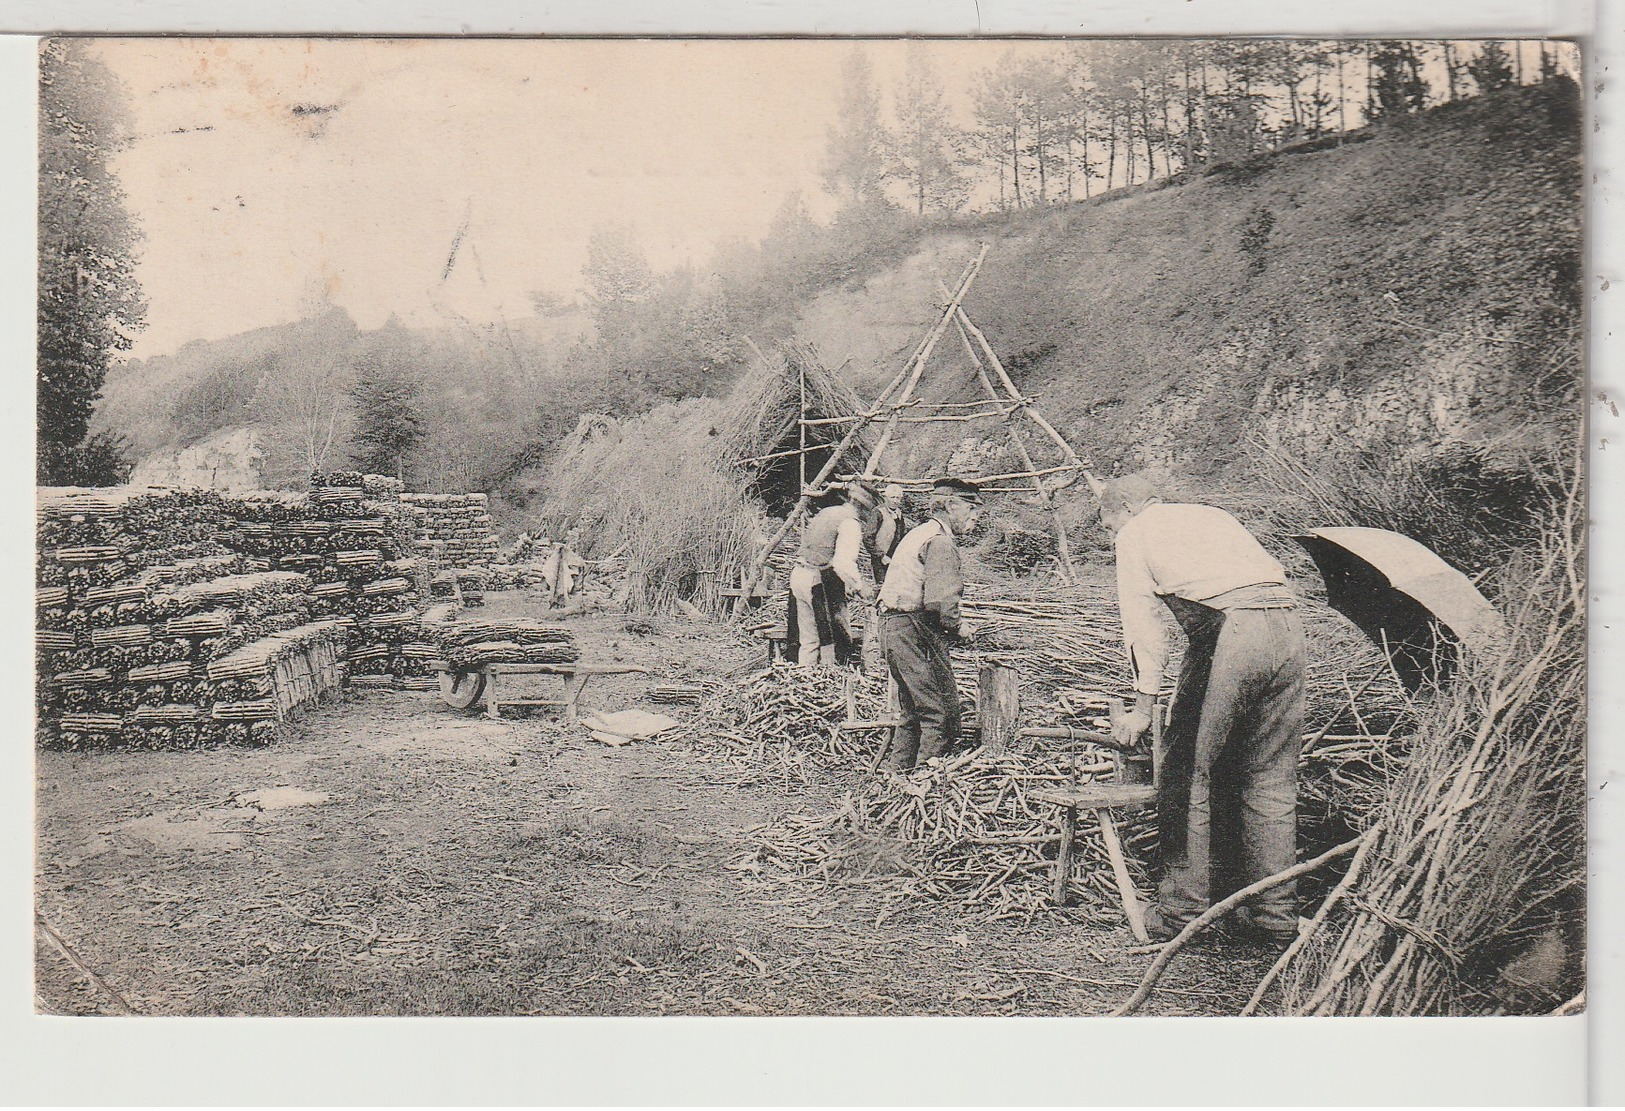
left=972, top=56, right=1029, bottom=207
left=1367, top=41, right=1429, bottom=120
left=37, top=39, right=146, bottom=485
left=1467, top=42, right=1516, bottom=95
left=581, top=224, right=653, bottom=311
left=821, top=47, right=891, bottom=210
left=348, top=327, right=426, bottom=482
left=349, top=370, right=424, bottom=482
left=888, top=45, right=969, bottom=216
left=1014, top=53, right=1073, bottom=204
left=253, top=306, right=359, bottom=482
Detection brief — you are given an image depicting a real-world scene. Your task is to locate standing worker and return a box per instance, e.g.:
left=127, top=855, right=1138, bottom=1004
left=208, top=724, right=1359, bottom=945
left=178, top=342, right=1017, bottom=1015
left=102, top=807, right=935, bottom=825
left=877, top=476, right=981, bottom=773
left=787, top=481, right=877, bottom=667
left=1100, top=474, right=1305, bottom=949
left=866, top=483, right=910, bottom=582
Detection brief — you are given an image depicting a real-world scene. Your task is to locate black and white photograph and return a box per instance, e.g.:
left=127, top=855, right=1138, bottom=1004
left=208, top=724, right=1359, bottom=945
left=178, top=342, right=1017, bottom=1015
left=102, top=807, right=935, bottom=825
left=33, top=34, right=1587, bottom=1025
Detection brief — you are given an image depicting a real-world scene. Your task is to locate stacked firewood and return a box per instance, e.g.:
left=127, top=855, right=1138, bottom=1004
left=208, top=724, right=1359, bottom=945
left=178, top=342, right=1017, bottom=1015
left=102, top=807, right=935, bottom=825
left=427, top=618, right=580, bottom=671
left=36, top=488, right=347, bottom=749
left=224, top=480, right=430, bottom=688
left=401, top=492, right=500, bottom=570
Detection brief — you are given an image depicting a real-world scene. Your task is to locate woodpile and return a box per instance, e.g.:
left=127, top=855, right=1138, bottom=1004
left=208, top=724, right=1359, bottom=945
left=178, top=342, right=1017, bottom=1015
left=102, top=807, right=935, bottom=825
left=401, top=492, right=501, bottom=570
left=1271, top=490, right=1584, bottom=1016
left=225, top=483, right=430, bottom=688
left=427, top=619, right=580, bottom=671
left=690, top=665, right=887, bottom=790
left=36, top=488, right=347, bottom=749
left=734, top=748, right=1152, bottom=923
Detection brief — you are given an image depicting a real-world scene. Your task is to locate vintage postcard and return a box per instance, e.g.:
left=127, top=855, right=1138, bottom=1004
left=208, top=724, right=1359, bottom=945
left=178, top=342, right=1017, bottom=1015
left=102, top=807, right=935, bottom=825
left=34, top=35, right=1584, bottom=1031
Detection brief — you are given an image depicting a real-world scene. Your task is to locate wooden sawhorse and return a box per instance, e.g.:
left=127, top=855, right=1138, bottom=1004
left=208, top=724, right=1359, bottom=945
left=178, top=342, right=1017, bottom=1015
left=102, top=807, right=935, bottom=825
left=483, top=662, right=647, bottom=720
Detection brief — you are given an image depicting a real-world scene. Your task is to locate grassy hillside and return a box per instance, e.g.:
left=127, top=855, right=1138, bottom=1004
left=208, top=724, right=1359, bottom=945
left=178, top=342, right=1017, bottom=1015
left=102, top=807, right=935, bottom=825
left=779, top=79, right=1581, bottom=572
left=797, top=80, right=1580, bottom=479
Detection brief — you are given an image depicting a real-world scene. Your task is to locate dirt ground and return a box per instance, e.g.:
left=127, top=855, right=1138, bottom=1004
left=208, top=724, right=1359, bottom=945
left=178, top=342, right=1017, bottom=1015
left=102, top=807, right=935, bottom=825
left=35, top=590, right=1284, bottom=1017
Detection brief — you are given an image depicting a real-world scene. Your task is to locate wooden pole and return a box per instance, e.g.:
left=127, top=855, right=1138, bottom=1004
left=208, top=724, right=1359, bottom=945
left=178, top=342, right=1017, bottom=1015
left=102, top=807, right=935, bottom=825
left=1053, top=804, right=1077, bottom=905
left=742, top=249, right=989, bottom=596
left=975, top=662, right=1021, bottom=755
left=798, top=345, right=808, bottom=494
left=949, top=309, right=1079, bottom=583
left=863, top=244, right=990, bottom=476
left=1099, top=808, right=1151, bottom=943
left=953, top=304, right=1104, bottom=497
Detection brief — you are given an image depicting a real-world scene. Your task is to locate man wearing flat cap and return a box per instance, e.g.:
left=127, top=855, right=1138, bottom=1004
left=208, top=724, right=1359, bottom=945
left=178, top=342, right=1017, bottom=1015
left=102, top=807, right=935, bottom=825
left=787, top=480, right=877, bottom=667
left=876, top=476, right=981, bottom=772
left=1100, top=473, right=1305, bottom=949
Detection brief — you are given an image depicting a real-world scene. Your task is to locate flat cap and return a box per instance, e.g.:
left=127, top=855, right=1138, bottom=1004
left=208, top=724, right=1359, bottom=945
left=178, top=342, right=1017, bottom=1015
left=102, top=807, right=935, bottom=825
left=932, top=476, right=983, bottom=503
left=843, top=480, right=878, bottom=508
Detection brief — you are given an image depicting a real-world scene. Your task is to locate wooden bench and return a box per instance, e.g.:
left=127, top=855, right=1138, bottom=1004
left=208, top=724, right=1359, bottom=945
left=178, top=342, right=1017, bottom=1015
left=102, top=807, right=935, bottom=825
left=436, top=662, right=648, bottom=721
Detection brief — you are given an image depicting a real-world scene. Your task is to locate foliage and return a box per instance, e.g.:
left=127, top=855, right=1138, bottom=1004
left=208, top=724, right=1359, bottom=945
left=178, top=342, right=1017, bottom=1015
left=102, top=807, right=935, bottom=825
left=1466, top=42, right=1516, bottom=94
left=348, top=360, right=425, bottom=483
left=36, top=429, right=135, bottom=487
left=821, top=47, right=892, bottom=211
left=1367, top=42, right=1429, bottom=120
left=888, top=45, right=970, bottom=216
left=38, top=39, right=146, bottom=483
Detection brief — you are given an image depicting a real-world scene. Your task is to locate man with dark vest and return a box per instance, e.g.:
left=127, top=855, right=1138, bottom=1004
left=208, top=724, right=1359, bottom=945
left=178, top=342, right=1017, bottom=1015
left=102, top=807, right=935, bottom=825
left=1101, top=473, right=1305, bottom=949
left=866, top=483, right=909, bottom=582
left=787, top=481, right=876, bottom=667
left=877, top=476, right=981, bottom=773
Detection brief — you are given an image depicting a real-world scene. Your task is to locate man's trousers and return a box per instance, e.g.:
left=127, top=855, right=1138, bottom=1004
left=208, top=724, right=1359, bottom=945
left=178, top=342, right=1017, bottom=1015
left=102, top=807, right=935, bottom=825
left=881, top=610, right=959, bottom=771
left=1157, top=597, right=1305, bottom=936
left=787, top=566, right=854, bottom=667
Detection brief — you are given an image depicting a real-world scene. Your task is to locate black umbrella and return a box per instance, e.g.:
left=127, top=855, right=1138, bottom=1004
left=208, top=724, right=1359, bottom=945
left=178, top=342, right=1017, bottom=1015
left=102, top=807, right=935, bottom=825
left=1294, top=527, right=1505, bottom=690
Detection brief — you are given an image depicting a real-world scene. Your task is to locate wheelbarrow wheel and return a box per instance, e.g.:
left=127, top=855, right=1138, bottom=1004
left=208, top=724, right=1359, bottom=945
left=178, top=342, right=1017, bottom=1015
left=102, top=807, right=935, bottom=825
left=438, top=669, right=486, bottom=710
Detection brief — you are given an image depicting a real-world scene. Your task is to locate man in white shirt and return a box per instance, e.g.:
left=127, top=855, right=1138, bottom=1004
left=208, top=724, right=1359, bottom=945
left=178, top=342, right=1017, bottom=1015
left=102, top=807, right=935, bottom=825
left=877, top=476, right=980, bottom=772
left=1102, top=474, right=1305, bottom=949
left=787, top=481, right=876, bottom=667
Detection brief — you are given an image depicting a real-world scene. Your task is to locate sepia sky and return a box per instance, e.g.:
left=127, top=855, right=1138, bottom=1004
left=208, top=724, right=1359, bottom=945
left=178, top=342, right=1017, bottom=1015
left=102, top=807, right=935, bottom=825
left=96, top=38, right=968, bottom=358
left=92, top=38, right=1567, bottom=360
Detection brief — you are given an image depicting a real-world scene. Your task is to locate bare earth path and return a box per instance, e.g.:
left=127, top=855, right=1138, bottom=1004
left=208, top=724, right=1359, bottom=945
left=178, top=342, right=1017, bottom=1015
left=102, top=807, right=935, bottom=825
left=35, top=592, right=1278, bottom=1017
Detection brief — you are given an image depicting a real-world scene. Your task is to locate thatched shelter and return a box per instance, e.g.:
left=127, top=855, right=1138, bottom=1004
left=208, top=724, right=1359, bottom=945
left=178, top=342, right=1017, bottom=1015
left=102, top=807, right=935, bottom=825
left=713, top=341, right=877, bottom=516
left=534, top=342, right=872, bottom=614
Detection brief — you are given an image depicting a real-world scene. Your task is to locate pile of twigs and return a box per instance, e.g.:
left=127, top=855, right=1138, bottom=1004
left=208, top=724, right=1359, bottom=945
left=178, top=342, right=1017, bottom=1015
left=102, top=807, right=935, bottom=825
left=734, top=747, right=1152, bottom=923
left=689, top=665, right=890, bottom=790
left=1271, top=483, right=1585, bottom=1016
left=961, top=580, right=1132, bottom=712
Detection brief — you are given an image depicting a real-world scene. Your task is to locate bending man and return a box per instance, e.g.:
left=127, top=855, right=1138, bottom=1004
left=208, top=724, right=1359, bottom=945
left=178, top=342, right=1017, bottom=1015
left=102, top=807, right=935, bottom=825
left=1101, top=474, right=1305, bottom=949
left=787, top=481, right=876, bottom=667
left=877, top=477, right=980, bottom=772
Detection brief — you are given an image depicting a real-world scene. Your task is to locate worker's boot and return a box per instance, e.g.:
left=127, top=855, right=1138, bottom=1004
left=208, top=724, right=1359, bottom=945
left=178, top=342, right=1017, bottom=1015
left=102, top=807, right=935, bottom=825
left=1142, top=905, right=1185, bottom=943
left=1233, top=905, right=1296, bottom=952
